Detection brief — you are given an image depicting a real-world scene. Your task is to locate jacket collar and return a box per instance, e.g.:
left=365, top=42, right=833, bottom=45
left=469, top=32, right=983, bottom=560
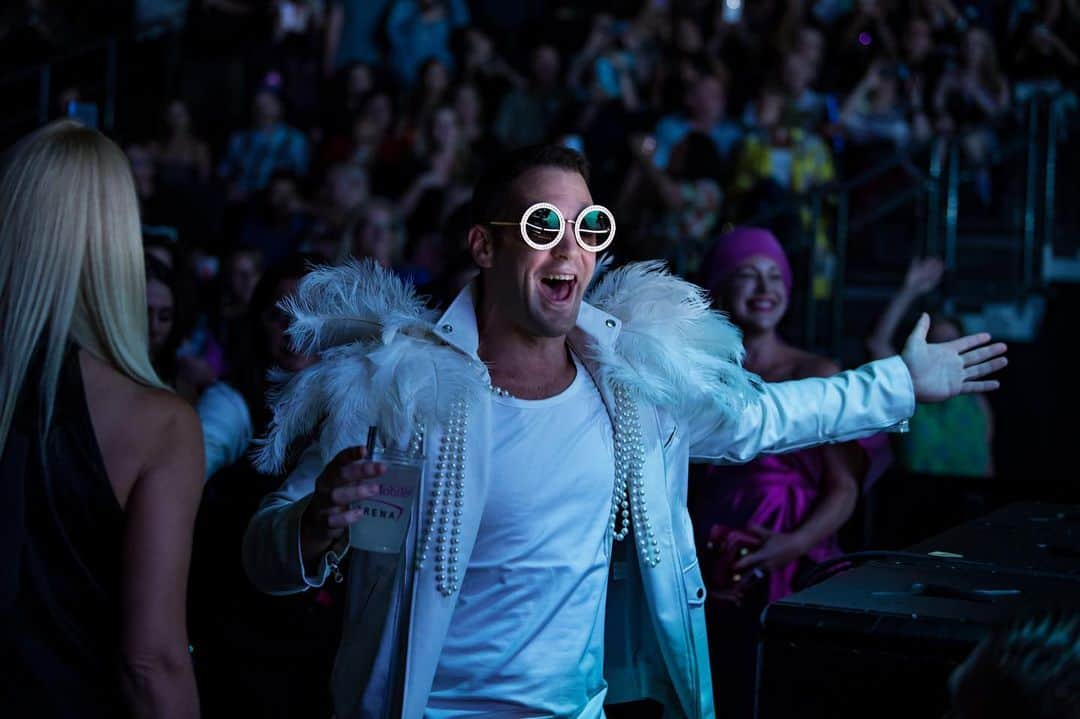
left=431, top=281, right=622, bottom=360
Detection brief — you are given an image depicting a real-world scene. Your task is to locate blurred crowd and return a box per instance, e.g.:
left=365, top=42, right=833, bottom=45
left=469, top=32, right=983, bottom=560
left=5, top=1, right=1078, bottom=404
left=5, top=0, right=1074, bottom=403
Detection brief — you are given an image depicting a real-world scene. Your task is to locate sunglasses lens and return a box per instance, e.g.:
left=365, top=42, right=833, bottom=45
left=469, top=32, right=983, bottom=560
left=576, top=208, right=613, bottom=248
left=523, top=206, right=562, bottom=247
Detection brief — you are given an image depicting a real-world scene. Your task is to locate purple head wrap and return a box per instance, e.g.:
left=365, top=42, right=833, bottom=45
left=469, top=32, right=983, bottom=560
left=702, top=227, right=793, bottom=294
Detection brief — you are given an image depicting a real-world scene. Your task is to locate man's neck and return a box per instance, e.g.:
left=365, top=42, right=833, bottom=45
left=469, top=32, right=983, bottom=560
left=476, top=310, right=575, bottom=400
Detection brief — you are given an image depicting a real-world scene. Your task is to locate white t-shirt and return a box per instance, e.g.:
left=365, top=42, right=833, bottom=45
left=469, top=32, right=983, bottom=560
left=426, top=355, right=615, bottom=718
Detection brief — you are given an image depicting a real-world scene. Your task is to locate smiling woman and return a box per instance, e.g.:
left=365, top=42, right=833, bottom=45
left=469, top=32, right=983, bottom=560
left=689, top=225, right=889, bottom=719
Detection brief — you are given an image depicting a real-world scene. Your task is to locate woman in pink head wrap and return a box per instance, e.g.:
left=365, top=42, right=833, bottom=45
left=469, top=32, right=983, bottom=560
left=689, top=226, right=891, bottom=719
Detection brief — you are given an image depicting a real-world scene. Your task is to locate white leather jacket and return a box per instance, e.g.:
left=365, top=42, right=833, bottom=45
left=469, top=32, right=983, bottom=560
left=243, top=261, right=914, bottom=719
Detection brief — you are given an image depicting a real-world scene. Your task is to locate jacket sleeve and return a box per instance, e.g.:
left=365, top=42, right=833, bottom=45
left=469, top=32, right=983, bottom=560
left=689, top=356, right=915, bottom=464
left=242, top=443, right=349, bottom=595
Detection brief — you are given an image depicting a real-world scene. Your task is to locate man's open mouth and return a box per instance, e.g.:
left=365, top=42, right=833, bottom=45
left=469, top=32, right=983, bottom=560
left=539, top=273, right=577, bottom=303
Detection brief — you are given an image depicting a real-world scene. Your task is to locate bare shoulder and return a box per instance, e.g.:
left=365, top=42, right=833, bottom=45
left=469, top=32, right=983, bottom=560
left=134, top=386, right=202, bottom=452
left=82, top=353, right=198, bottom=452
left=790, top=348, right=841, bottom=380
left=130, top=386, right=204, bottom=498
left=79, top=352, right=203, bottom=505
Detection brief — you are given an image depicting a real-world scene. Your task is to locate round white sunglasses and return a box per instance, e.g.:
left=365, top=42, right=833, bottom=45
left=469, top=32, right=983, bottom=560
left=489, top=202, right=616, bottom=252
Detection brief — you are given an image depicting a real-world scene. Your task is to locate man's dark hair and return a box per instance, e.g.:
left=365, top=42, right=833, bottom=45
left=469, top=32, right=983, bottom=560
left=469, top=144, right=590, bottom=229
left=950, top=609, right=1080, bottom=719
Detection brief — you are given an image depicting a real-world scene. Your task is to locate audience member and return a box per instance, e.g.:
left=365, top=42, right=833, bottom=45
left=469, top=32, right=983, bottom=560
left=153, top=98, right=212, bottom=185
left=240, top=170, right=313, bottom=266
left=731, top=85, right=836, bottom=222
left=867, top=257, right=994, bottom=476
left=949, top=609, right=1080, bottom=719
left=190, top=254, right=338, bottom=718
left=494, top=44, right=572, bottom=149
left=0, top=119, right=201, bottom=717
left=690, top=227, right=889, bottom=719
left=220, top=82, right=310, bottom=203
left=386, top=0, right=470, bottom=87
left=324, top=0, right=393, bottom=75
left=933, top=27, right=1010, bottom=202
left=653, top=72, right=743, bottom=169
left=841, top=60, right=922, bottom=149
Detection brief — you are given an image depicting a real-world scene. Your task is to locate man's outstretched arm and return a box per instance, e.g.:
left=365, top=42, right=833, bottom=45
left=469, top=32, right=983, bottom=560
left=690, top=317, right=1006, bottom=464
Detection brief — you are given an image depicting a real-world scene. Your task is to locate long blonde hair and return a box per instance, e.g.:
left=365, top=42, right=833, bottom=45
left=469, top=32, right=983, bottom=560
left=0, top=119, right=167, bottom=451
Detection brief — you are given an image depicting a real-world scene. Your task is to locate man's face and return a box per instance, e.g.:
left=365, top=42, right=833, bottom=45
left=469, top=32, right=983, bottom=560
left=480, top=167, right=597, bottom=339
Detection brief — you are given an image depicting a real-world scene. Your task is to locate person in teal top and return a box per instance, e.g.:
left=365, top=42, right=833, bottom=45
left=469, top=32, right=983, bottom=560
left=900, top=394, right=992, bottom=476
left=868, top=257, right=995, bottom=477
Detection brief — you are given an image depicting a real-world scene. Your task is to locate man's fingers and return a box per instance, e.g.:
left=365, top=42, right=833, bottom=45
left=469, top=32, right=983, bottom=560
left=340, top=460, right=387, bottom=483
left=961, top=380, right=1000, bottom=394
left=324, top=507, right=365, bottom=529
left=908, top=312, right=931, bottom=344
left=960, top=342, right=1007, bottom=367
left=945, top=331, right=993, bottom=354
left=329, top=480, right=381, bottom=508
left=330, top=446, right=369, bottom=469
left=964, top=357, right=1008, bottom=380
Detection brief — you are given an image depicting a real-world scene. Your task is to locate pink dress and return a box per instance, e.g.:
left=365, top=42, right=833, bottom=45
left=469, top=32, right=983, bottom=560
left=689, top=435, right=891, bottom=603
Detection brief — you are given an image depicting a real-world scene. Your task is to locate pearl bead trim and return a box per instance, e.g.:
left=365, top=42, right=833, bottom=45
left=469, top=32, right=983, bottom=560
left=413, top=397, right=468, bottom=596
left=613, top=384, right=661, bottom=567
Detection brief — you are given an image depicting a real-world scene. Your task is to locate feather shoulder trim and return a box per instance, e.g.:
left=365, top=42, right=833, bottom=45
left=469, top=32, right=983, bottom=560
left=254, top=261, right=486, bottom=473
left=584, top=260, right=752, bottom=422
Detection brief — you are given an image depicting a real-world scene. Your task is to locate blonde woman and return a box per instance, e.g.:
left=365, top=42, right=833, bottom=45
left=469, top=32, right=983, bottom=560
left=0, top=120, right=202, bottom=717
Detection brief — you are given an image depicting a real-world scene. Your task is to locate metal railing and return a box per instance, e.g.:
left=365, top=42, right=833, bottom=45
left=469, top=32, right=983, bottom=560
left=729, top=85, right=1077, bottom=356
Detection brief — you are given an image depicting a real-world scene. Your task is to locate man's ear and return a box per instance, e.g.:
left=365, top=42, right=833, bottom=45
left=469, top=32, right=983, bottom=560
left=468, top=225, right=495, bottom=269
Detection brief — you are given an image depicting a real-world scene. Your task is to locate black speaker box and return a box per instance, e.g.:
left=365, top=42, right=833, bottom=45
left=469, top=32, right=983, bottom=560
left=756, top=502, right=1080, bottom=719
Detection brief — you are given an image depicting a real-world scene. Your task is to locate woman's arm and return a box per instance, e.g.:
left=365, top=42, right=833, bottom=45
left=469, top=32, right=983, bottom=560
left=867, top=257, right=944, bottom=359
left=120, top=399, right=203, bottom=718
left=795, top=443, right=860, bottom=549
left=735, top=359, right=861, bottom=572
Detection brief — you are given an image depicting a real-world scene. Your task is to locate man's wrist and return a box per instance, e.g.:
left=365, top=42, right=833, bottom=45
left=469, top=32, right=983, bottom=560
left=299, top=504, right=333, bottom=572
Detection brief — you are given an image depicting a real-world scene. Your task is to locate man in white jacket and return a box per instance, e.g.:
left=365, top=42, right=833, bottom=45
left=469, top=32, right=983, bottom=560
left=244, top=145, right=1007, bottom=718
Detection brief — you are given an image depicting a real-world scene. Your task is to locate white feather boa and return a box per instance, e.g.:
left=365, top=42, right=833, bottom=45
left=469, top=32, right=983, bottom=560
left=255, top=259, right=751, bottom=474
